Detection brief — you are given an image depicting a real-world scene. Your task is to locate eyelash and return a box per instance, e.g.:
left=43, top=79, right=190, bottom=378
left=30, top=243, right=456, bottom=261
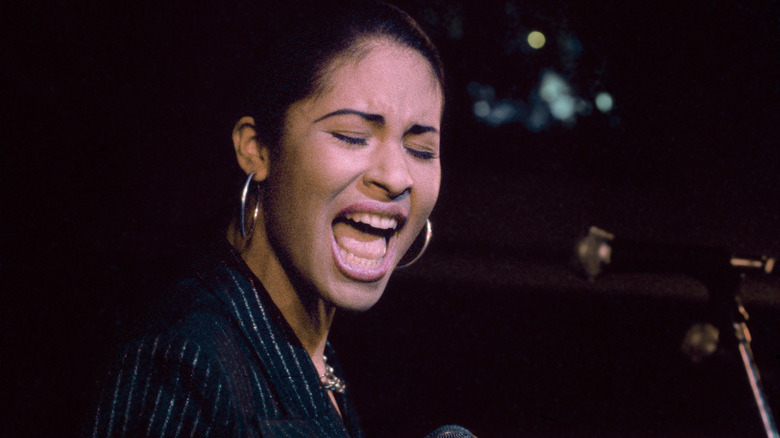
left=405, top=148, right=437, bottom=160
left=331, top=132, right=367, bottom=146
left=331, top=132, right=438, bottom=160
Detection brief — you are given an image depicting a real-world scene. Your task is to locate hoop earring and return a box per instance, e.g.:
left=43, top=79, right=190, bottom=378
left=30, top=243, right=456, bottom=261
left=240, top=172, right=260, bottom=238
left=397, top=219, right=432, bottom=269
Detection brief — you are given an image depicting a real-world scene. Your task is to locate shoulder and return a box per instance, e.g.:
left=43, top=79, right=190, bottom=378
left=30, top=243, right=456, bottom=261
left=90, top=329, right=240, bottom=438
left=137, top=244, right=245, bottom=348
left=89, top=250, right=257, bottom=437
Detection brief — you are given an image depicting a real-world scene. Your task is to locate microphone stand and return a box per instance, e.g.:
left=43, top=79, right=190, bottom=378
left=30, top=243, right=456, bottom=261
left=702, top=272, right=778, bottom=438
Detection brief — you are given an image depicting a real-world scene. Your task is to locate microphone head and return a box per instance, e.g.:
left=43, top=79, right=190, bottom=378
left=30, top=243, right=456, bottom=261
left=424, top=425, right=476, bottom=438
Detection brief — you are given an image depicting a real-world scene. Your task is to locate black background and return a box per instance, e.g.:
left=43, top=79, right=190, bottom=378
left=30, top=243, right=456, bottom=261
left=3, top=0, right=778, bottom=436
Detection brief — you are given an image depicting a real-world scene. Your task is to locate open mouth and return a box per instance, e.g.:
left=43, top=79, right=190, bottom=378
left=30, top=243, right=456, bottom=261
left=331, top=207, right=406, bottom=281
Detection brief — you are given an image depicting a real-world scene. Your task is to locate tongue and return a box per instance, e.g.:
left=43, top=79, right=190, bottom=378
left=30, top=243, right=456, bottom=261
left=333, top=222, right=387, bottom=260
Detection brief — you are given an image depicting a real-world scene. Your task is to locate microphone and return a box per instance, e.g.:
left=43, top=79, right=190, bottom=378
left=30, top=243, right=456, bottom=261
left=424, top=425, right=476, bottom=438
left=574, top=226, right=778, bottom=280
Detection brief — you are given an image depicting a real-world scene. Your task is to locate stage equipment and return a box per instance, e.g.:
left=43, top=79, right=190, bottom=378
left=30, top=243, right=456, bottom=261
left=574, top=226, right=776, bottom=280
left=575, top=226, right=778, bottom=438
left=424, top=425, right=475, bottom=438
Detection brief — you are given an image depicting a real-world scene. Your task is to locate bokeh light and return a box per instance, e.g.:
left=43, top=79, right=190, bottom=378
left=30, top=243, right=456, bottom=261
left=473, top=100, right=491, bottom=118
left=527, top=31, right=546, bottom=49
left=595, top=92, right=614, bottom=113
left=540, top=71, right=575, bottom=121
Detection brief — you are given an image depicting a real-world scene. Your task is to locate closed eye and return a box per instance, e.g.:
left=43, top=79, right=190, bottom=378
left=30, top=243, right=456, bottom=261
left=331, top=132, right=367, bottom=146
left=405, top=146, right=438, bottom=160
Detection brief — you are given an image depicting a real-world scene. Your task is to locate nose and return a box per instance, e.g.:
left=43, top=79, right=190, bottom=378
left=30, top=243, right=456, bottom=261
left=362, top=141, right=413, bottom=200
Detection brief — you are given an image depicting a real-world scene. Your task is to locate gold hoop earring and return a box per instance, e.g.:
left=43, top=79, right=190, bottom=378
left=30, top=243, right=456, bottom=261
left=397, top=219, right=432, bottom=269
left=240, top=172, right=260, bottom=238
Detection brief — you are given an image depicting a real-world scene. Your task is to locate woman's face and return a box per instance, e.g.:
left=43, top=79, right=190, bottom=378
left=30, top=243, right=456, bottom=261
left=262, top=40, right=443, bottom=311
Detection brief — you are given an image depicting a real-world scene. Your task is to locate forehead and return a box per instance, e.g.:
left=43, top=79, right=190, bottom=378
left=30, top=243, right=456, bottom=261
left=308, top=40, right=443, bottom=121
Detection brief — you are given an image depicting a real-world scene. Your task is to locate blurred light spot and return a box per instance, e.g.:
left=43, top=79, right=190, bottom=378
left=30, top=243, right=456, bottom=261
left=595, top=92, right=614, bottom=112
left=473, top=100, right=491, bottom=118
left=527, top=31, right=546, bottom=49
left=489, top=102, right=518, bottom=125
left=682, top=323, right=719, bottom=363
left=467, top=71, right=597, bottom=129
left=539, top=71, right=570, bottom=103
left=538, top=71, right=585, bottom=122
left=549, top=94, right=575, bottom=120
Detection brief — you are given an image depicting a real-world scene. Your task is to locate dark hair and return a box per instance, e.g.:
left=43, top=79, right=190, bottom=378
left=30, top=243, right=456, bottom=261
left=247, top=0, right=444, bottom=150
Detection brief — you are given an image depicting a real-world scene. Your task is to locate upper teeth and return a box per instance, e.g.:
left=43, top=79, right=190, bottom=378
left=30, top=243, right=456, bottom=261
left=344, top=213, right=398, bottom=230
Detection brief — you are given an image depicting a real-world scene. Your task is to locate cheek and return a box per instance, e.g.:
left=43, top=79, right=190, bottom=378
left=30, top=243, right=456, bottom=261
left=271, top=157, right=333, bottom=208
left=412, top=164, right=441, bottom=213
left=309, top=158, right=357, bottom=192
left=293, top=138, right=363, bottom=195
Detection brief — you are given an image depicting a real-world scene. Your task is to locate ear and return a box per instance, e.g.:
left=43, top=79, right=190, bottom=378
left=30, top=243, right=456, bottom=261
left=232, top=116, right=271, bottom=182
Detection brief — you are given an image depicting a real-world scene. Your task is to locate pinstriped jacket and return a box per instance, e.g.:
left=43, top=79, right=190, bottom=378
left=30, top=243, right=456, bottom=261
left=90, top=241, right=363, bottom=437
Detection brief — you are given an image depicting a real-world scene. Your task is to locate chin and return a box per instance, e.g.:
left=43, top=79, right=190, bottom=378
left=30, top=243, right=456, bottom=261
left=325, top=274, right=393, bottom=312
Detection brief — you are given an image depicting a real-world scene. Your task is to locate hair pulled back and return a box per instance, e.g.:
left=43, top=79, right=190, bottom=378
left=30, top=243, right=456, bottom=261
left=247, top=0, right=444, bottom=150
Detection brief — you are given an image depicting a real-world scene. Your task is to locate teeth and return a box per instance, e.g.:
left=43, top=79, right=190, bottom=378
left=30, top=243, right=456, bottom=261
left=333, top=211, right=401, bottom=272
left=344, top=213, right=398, bottom=230
left=339, top=247, right=383, bottom=269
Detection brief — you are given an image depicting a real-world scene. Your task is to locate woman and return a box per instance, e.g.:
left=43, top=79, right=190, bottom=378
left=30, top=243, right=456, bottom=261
left=90, top=1, right=450, bottom=436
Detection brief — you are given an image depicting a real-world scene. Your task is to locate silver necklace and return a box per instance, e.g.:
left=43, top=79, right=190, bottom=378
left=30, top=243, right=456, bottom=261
left=319, top=355, right=346, bottom=393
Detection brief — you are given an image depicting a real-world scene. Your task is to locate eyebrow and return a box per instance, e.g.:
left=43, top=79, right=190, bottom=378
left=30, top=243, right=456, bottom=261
left=313, top=108, right=439, bottom=135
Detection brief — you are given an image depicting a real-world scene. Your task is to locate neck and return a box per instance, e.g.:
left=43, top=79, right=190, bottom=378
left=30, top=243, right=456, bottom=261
left=227, top=218, right=336, bottom=366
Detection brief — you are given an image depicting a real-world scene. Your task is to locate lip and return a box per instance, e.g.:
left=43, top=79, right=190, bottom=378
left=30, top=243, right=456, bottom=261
left=331, top=201, right=408, bottom=282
